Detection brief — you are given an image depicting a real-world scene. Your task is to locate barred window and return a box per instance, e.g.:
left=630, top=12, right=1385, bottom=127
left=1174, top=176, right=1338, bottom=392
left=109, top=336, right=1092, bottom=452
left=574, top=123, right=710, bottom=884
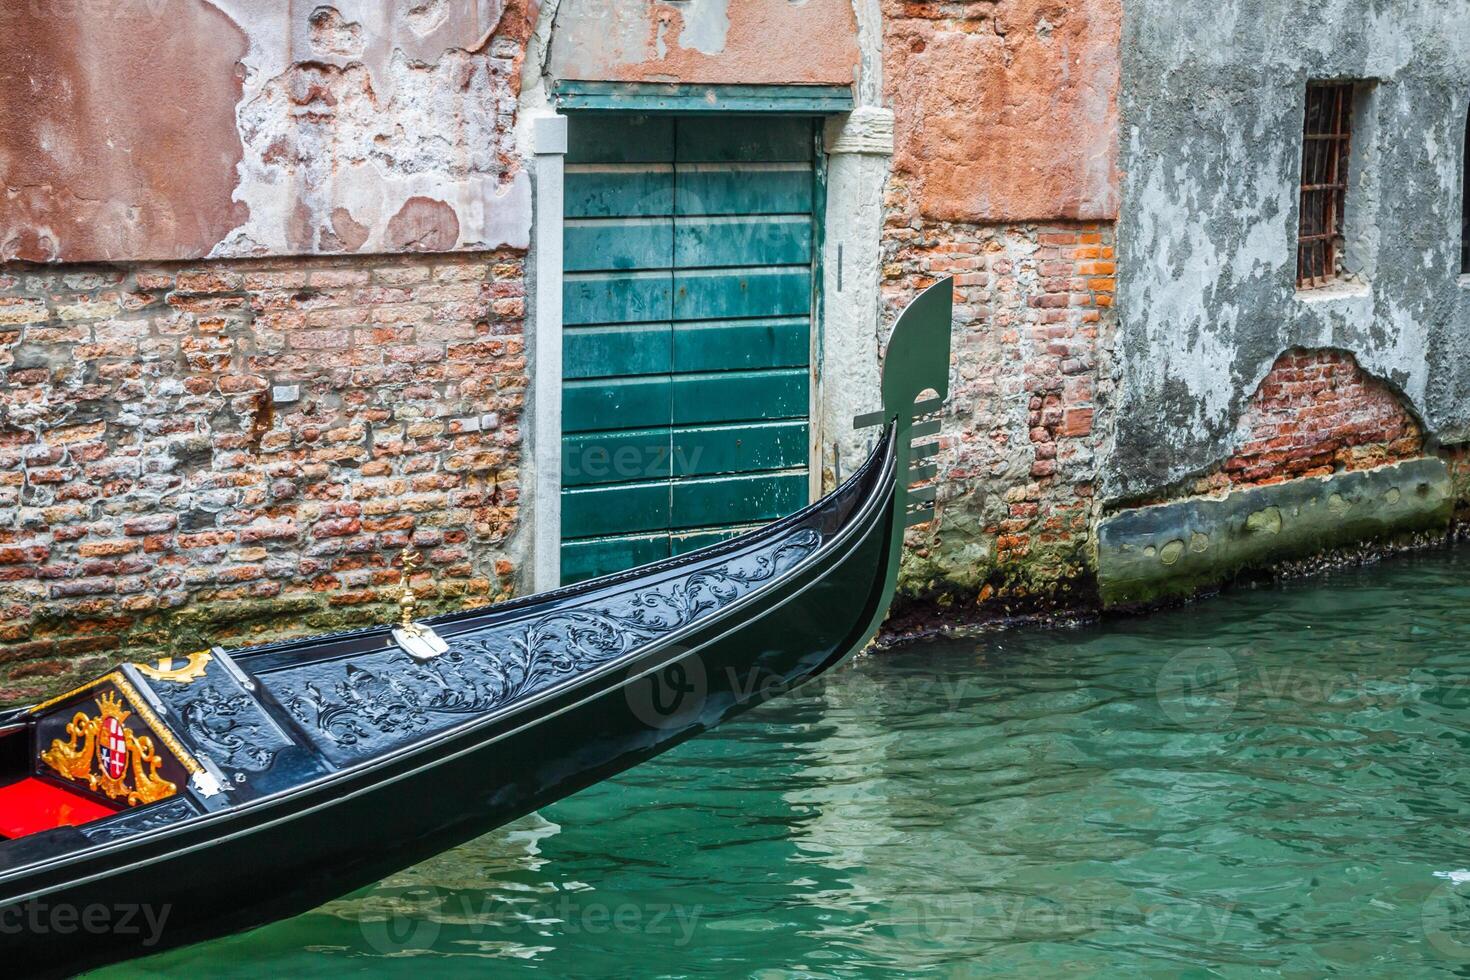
left=1297, top=83, right=1355, bottom=289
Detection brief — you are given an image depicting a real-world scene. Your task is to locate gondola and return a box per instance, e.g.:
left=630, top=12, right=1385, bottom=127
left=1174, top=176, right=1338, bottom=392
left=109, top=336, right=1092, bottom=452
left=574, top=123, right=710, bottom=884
left=0, top=280, right=953, bottom=975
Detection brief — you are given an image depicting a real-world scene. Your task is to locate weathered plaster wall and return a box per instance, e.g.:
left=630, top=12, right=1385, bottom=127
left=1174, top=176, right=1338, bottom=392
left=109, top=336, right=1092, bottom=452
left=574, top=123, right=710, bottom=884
left=546, top=0, right=860, bottom=85
left=1112, top=0, right=1470, bottom=502
left=883, top=0, right=1120, bottom=222
left=0, top=0, right=537, bottom=264
left=0, top=2, right=250, bottom=263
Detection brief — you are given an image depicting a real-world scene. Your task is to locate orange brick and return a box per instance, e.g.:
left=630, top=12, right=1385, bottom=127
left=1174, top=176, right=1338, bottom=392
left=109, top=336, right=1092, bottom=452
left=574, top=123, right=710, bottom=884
left=0, top=249, right=529, bottom=703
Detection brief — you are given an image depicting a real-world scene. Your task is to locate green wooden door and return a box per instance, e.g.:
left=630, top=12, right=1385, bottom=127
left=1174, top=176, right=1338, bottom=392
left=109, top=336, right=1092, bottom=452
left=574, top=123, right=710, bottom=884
left=560, top=114, right=816, bottom=584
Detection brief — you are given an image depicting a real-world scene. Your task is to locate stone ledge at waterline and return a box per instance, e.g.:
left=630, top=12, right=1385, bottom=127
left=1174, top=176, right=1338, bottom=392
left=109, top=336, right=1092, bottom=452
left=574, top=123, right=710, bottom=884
left=1096, top=459, right=1454, bottom=608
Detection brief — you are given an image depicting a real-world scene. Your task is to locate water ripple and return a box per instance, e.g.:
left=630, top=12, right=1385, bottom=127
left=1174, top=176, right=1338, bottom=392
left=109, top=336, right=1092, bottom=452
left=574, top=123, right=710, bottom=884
left=100, top=547, right=1470, bottom=978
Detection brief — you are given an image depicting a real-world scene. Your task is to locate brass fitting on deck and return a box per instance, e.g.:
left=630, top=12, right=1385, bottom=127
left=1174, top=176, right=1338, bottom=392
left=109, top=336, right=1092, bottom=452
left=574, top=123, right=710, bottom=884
left=397, top=547, right=423, bottom=630
left=391, top=546, right=448, bottom=661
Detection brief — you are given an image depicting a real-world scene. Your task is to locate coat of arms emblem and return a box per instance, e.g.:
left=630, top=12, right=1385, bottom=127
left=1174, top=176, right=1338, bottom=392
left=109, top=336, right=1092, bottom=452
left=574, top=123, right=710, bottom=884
left=99, top=714, right=129, bottom=781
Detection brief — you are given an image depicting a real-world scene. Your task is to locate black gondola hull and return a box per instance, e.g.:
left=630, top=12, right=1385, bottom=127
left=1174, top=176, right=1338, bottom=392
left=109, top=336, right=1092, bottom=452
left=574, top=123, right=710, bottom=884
left=2, top=431, right=898, bottom=976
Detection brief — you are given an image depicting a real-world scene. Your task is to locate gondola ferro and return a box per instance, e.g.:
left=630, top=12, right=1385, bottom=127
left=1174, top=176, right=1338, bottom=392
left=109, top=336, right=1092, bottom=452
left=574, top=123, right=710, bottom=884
left=0, top=280, right=954, bottom=974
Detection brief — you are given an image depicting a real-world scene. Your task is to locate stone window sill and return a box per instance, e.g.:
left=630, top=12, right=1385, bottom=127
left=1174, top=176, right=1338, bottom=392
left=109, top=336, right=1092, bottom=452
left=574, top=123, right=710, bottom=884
left=1295, top=280, right=1371, bottom=303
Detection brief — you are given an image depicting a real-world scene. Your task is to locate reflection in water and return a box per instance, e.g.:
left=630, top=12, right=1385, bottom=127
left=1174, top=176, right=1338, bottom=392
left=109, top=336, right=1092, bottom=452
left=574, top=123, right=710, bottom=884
left=319, top=813, right=563, bottom=961
left=101, top=547, right=1470, bottom=977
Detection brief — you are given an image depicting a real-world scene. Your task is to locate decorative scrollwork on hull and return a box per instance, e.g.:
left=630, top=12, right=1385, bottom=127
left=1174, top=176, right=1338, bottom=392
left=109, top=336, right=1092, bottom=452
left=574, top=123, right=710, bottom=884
left=178, top=686, right=282, bottom=773
left=140, top=653, right=295, bottom=779
left=273, top=529, right=822, bottom=763
left=81, top=799, right=198, bottom=844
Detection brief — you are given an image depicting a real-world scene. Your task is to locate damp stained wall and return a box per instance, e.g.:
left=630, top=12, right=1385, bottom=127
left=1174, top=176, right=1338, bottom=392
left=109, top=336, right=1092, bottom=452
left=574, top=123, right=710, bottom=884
left=883, top=0, right=1121, bottom=222
left=0, top=0, right=537, bottom=264
left=0, top=1, right=250, bottom=263
left=546, top=0, right=860, bottom=86
left=1112, top=0, right=1470, bottom=502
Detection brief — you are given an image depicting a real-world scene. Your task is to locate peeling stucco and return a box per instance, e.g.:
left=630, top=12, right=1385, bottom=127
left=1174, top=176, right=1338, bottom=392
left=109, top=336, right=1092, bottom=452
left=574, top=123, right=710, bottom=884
left=0, top=1, right=250, bottom=263
left=547, top=0, right=859, bottom=85
left=1110, top=0, right=1470, bottom=501
left=0, top=0, right=537, bottom=263
left=210, top=0, right=536, bottom=258
left=385, top=196, right=463, bottom=251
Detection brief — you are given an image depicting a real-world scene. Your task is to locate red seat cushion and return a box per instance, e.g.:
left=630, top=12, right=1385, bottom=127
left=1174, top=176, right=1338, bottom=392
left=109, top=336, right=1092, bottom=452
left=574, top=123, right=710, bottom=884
left=0, top=778, right=120, bottom=838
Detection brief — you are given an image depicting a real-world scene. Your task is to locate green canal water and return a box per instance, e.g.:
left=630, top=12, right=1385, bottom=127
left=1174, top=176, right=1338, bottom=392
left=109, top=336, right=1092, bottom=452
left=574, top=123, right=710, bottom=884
left=100, top=547, right=1470, bottom=977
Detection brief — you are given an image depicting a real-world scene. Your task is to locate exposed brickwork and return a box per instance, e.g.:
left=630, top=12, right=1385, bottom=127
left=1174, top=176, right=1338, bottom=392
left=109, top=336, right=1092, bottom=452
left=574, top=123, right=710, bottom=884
left=882, top=169, right=1115, bottom=605
left=1442, top=444, right=1470, bottom=524
left=0, top=252, right=525, bottom=705
left=1189, top=349, right=1423, bottom=494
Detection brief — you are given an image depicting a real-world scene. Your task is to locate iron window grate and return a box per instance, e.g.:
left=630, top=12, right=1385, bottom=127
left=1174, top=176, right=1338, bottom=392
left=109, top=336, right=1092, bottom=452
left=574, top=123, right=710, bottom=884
left=1297, top=82, right=1354, bottom=289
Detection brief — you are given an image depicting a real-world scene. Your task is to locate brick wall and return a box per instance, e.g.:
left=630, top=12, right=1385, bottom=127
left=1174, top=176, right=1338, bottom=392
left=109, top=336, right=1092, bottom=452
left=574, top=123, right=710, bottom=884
left=0, top=252, right=526, bottom=705
left=881, top=170, right=1116, bottom=607
left=1443, top=444, right=1470, bottom=524
left=1189, top=348, right=1423, bottom=494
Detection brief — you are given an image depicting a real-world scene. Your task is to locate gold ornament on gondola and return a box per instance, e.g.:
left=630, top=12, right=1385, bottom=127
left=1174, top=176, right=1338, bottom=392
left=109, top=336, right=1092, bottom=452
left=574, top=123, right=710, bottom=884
left=389, top=546, right=449, bottom=661
left=398, top=547, right=423, bottom=630
left=40, top=690, right=178, bottom=807
left=134, top=649, right=213, bottom=684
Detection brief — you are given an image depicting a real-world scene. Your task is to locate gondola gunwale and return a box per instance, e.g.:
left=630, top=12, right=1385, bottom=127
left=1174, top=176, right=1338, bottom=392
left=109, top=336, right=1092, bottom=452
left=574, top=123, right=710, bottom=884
left=0, top=425, right=898, bottom=901
left=236, top=424, right=895, bottom=674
